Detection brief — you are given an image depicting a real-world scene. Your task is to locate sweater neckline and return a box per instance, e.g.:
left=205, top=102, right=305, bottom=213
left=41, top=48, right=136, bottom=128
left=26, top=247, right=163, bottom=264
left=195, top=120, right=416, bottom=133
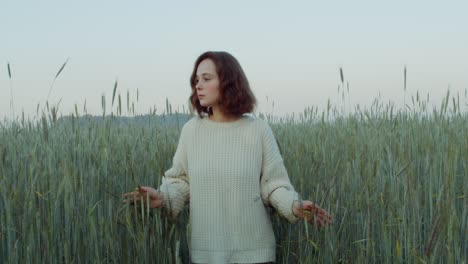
left=200, top=114, right=249, bottom=128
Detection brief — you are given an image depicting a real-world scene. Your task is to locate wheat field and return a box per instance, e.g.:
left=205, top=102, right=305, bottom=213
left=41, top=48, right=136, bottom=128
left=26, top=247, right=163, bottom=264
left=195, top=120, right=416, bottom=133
left=0, top=92, right=467, bottom=263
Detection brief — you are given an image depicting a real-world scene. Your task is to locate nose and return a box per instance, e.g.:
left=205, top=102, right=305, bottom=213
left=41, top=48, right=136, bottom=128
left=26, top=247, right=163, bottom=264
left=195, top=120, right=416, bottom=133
left=195, top=81, right=202, bottom=90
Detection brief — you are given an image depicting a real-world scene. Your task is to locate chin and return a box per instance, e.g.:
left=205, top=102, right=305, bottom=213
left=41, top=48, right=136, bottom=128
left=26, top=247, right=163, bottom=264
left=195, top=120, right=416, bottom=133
left=199, top=102, right=211, bottom=108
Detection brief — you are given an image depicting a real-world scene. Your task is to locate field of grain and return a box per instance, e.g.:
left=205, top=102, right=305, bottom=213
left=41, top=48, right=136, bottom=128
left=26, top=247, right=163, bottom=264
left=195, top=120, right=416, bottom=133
left=0, top=93, right=467, bottom=263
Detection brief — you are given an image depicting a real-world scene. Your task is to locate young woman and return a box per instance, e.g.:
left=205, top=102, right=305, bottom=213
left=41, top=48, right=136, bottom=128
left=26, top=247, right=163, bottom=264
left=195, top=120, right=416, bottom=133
left=122, top=51, right=332, bottom=263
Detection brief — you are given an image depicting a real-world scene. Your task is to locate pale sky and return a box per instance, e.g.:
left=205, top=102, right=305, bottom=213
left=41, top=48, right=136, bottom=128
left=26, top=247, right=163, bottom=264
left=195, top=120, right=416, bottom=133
left=1, top=0, right=468, bottom=121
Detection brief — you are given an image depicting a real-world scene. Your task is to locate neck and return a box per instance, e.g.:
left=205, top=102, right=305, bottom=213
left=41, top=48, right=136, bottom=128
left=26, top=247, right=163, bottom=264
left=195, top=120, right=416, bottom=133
left=209, top=105, right=240, bottom=122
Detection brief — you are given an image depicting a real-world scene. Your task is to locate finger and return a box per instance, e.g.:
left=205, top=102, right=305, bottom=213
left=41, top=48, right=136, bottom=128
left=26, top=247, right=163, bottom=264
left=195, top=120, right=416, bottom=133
left=303, top=203, right=316, bottom=213
left=299, top=202, right=330, bottom=224
left=306, top=215, right=316, bottom=225
left=313, top=207, right=321, bottom=215
left=317, top=206, right=329, bottom=215
left=309, top=215, right=318, bottom=226
left=127, top=191, right=140, bottom=198
left=325, top=211, right=332, bottom=219
left=140, top=186, right=154, bottom=194
left=310, top=202, right=318, bottom=210
left=122, top=197, right=139, bottom=203
left=127, top=192, right=145, bottom=202
left=316, top=218, right=324, bottom=227
left=318, top=211, right=331, bottom=224
left=303, top=203, right=312, bottom=211
left=301, top=208, right=313, bottom=218
left=320, top=214, right=331, bottom=225
left=312, top=205, right=320, bottom=214
left=122, top=192, right=133, bottom=198
left=122, top=192, right=132, bottom=198
left=317, top=209, right=328, bottom=217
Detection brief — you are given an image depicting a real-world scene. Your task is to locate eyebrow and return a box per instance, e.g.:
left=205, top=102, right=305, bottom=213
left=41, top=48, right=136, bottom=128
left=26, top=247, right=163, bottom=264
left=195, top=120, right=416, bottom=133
left=195, top=73, right=213, bottom=77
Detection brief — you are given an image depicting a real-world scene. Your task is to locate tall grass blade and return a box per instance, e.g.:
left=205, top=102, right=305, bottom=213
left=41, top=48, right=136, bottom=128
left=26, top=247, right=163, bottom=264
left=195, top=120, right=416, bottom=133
left=8, top=62, right=15, bottom=119
left=118, top=94, right=122, bottom=116
left=404, top=65, right=407, bottom=92
left=112, top=79, right=118, bottom=107
left=127, top=90, right=130, bottom=114
left=47, top=58, right=69, bottom=101
left=339, top=67, right=344, bottom=84
left=7, top=62, right=11, bottom=79
left=55, top=57, right=69, bottom=79
left=101, top=94, right=106, bottom=117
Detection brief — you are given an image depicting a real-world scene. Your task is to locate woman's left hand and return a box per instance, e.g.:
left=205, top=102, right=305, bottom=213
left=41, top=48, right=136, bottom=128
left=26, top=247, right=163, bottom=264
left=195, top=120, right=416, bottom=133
left=292, top=200, right=332, bottom=227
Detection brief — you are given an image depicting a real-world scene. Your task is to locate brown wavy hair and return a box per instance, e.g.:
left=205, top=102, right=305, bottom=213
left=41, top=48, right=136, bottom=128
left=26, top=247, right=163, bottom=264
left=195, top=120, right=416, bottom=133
left=189, top=51, right=257, bottom=118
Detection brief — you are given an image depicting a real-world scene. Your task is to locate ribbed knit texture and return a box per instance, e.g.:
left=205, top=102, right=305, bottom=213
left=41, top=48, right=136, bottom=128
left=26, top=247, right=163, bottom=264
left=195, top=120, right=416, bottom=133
left=158, top=114, right=299, bottom=264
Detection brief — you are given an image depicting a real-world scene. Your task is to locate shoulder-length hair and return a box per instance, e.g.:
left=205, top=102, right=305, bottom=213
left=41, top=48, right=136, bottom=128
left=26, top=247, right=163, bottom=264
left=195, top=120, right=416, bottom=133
left=189, top=51, right=257, bottom=118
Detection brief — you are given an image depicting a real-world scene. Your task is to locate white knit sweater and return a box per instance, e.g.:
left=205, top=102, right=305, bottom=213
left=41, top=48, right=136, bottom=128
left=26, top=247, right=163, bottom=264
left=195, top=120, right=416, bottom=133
left=158, top=114, right=299, bottom=264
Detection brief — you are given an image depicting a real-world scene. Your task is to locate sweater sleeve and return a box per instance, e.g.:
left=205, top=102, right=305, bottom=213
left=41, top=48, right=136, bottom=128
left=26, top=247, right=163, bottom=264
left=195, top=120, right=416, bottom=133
left=158, top=123, right=190, bottom=219
left=260, top=122, right=299, bottom=224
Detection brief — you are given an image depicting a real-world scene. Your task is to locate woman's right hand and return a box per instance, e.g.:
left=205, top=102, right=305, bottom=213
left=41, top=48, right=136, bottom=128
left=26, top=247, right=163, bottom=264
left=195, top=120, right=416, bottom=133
left=122, top=186, right=164, bottom=209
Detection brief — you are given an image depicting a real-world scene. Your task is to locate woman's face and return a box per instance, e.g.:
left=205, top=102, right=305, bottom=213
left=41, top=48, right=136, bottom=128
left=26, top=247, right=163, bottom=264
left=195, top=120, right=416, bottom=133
left=195, top=59, right=220, bottom=108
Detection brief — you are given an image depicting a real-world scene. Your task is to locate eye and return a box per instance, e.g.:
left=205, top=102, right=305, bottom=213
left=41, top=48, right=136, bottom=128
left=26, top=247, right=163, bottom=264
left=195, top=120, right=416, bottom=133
left=195, top=78, right=209, bottom=83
